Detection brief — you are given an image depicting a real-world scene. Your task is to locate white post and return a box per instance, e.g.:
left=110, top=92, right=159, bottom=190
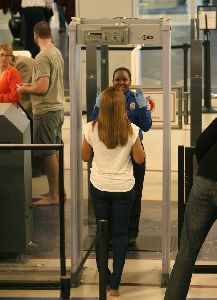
left=190, top=0, right=196, bottom=19
left=132, top=0, right=139, bottom=17
left=131, top=45, right=142, bottom=85
left=131, top=0, right=141, bottom=85
left=161, top=19, right=171, bottom=286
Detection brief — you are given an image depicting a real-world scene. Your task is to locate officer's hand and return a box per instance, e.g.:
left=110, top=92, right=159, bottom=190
left=135, top=88, right=148, bottom=108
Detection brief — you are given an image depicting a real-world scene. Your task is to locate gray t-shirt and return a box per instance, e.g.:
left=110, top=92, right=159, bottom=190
left=31, top=43, right=64, bottom=114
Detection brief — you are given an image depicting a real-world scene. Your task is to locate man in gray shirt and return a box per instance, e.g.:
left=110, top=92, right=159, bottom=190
left=17, top=21, right=65, bottom=205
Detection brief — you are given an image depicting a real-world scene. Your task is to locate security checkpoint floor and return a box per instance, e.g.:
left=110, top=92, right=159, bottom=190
left=1, top=259, right=217, bottom=299
left=1, top=112, right=217, bottom=299
left=0, top=298, right=97, bottom=300
left=1, top=1, right=217, bottom=299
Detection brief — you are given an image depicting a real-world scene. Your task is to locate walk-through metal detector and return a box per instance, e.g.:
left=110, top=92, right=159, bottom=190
left=69, top=17, right=171, bottom=286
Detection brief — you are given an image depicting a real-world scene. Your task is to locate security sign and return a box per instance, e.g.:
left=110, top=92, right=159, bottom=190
left=131, top=86, right=178, bottom=127
left=147, top=96, right=155, bottom=112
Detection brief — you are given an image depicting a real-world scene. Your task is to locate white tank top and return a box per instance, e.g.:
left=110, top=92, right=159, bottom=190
left=83, top=122, right=139, bottom=192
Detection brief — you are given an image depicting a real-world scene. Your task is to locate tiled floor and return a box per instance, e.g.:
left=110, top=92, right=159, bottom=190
left=1, top=259, right=217, bottom=299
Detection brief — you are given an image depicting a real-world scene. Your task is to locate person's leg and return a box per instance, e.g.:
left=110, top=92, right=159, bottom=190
left=90, top=183, right=111, bottom=285
left=165, top=176, right=216, bottom=300
left=21, top=8, right=33, bottom=53
left=22, top=7, right=45, bottom=58
left=128, top=159, right=145, bottom=244
left=33, top=111, right=64, bottom=205
left=34, top=153, right=59, bottom=205
left=20, top=11, right=26, bottom=47
left=56, top=2, right=66, bottom=32
left=110, top=188, right=134, bottom=292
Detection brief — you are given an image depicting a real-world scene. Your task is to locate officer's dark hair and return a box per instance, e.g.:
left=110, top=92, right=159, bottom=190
left=34, top=21, right=51, bottom=39
left=113, top=67, right=131, bottom=80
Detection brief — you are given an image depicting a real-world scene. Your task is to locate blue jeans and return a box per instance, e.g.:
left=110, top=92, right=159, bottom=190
left=164, top=176, right=217, bottom=300
left=56, top=2, right=66, bottom=30
left=128, top=159, right=145, bottom=238
left=90, top=183, right=135, bottom=290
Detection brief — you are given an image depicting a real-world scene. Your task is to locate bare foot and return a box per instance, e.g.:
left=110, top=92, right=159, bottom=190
left=110, top=289, right=120, bottom=297
left=33, top=196, right=59, bottom=206
left=41, top=192, right=49, bottom=197
left=32, top=198, right=41, bottom=203
left=41, top=191, right=67, bottom=199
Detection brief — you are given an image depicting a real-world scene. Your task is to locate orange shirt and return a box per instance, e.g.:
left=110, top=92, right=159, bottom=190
left=0, top=66, right=22, bottom=104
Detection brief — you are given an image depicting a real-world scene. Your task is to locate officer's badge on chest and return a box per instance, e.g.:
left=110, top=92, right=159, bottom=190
left=129, top=102, right=135, bottom=110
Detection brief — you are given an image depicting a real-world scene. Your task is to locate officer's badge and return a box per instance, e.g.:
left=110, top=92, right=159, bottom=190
left=129, top=102, right=135, bottom=110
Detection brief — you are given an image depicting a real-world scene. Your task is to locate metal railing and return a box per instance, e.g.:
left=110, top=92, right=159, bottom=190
left=70, top=220, right=108, bottom=300
left=0, top=143, right=108, bottom=300
left=0, top=144, right=67, bottom=292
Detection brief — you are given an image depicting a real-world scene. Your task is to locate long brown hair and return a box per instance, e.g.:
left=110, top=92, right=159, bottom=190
left=93, top=86, right=133, bottom=149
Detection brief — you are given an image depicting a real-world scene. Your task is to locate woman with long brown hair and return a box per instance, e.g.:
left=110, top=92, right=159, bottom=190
left=82, top=86, right=144, bottom=296
left=91, top=67, right=152, bottom=246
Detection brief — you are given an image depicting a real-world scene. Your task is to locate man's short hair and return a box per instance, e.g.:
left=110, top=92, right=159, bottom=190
left=34, top=21, right=51, bottom=39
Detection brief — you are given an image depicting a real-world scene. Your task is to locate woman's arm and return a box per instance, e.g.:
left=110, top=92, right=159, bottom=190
left=0, top=68, right=21, bottom=103
left=81, top=136, right=93, bottom=162
left=132, top=137, right=145, bottom=164
left=90, top=105, right=99, bottom=121
left=137, top=106, right=152, bottom=132
left=90, top=94, right=101, bottom=121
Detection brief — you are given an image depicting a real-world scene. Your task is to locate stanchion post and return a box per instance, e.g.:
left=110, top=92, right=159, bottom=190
left=98, top=220, right=108, bottom=300
left=183, top=92, right=190, bottom=125
left=59, top=146, right=66, bottom=277
left=60, top=276, right=71, bottom=300
left=203, top=37, right=211, bottom=109
left=183, top=43, right=189, bottom=93
left=178, top=145, right=185, bottom=248
left=58, top=146, right=71, bottom=300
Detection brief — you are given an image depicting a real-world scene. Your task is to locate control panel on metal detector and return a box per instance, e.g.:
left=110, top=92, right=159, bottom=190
left=85, top=27, right=129, bottom=44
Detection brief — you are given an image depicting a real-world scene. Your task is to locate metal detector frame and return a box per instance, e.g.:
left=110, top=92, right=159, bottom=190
left=69, top=17, right=171, bottom=286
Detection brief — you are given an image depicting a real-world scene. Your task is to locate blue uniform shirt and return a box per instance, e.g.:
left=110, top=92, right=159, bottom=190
left=90, top=89, right=152, bottom=140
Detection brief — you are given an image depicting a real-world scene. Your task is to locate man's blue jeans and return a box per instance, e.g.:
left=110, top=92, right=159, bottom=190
left=165, top=176, right=217, bottom=300
left=90, top=183, right=134, bottom=290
